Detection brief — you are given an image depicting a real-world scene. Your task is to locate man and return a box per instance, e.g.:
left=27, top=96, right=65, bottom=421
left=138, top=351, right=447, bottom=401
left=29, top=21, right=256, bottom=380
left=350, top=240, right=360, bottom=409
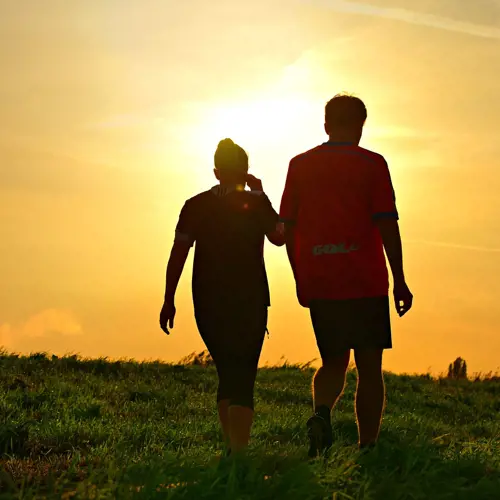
left=160, top=138, right=284, bottom=455
left=280, top=94, right=413, bottom=457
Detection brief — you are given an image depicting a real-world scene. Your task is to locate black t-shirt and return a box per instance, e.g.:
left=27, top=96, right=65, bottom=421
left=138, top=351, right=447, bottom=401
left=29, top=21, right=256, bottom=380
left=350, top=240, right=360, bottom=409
left=175, top=187, right=279, bottom=309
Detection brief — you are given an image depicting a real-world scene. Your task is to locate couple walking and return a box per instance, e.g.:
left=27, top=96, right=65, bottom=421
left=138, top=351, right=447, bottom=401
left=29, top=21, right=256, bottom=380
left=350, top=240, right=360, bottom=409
left=159, top=93, right=413, bottom=458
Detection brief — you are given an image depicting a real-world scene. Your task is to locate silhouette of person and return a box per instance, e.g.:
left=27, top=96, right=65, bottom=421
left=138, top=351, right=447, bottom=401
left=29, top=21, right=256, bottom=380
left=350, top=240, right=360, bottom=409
left=280, top=94, right=413, bottom=457
left=160, top=138, right=284, bottom=455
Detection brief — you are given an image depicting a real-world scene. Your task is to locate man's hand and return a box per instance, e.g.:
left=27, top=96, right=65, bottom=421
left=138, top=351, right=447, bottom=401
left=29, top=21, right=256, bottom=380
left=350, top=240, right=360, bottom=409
left=297, top=285, right=308, bottom=308
left=266, top=222, right=285, bottom=247
left=394, top=280, right=413, bottom=317
left=246, top=174, right=263, bottom=192
left=160, top=300, right=176, bottom=335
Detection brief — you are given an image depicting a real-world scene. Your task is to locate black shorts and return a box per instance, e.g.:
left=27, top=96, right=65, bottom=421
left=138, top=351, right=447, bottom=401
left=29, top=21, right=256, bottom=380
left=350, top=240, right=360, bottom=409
left=194, top=302, right=268, bottom=408
left=194, top=303, right=268, bottom=363
left=310, top=296, right=392, bottom=360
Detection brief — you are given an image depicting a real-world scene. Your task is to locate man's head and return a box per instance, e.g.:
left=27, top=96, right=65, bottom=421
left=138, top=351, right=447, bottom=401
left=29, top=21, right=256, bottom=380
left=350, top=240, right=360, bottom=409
left=214, top=138, right=249, bottom=185
left=324, top=93, right=367, bottom=144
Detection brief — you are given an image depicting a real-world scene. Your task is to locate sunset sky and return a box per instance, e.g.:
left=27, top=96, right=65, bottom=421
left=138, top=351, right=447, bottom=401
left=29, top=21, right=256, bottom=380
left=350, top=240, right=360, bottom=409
left=1, top=0, right=500, bottom=375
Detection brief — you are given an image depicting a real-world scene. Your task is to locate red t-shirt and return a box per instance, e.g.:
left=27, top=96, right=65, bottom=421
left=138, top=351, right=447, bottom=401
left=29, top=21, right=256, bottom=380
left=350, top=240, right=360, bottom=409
left=279, top=142, right=398, bottom=304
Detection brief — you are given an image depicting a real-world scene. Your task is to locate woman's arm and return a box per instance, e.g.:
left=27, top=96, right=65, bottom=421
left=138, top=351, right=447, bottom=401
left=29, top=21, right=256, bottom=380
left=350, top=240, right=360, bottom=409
left=160, top=200, right=196, bottom=334
left=266, top=222, right=285, bottom=247
left=160, top=241, right=191, bottom=334
left=163, top=241, right=191, bottom=303
left=246, top=174, right=285, bottom=247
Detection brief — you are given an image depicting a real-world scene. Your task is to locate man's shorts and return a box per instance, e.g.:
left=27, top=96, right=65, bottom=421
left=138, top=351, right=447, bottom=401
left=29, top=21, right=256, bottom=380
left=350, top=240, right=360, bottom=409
left=309, top=296, right=392, bottom=360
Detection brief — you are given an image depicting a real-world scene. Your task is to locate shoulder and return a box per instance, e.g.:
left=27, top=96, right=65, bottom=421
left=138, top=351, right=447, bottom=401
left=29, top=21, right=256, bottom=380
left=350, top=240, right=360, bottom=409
left=354, top=146, right=387, bottom=166
left=184, top=189, right=213, bottom=207
left=250, top=191, right=274, bottom=210
left=244, top=189, right=268, bottom=200
left=289, top=145, right=325, bottom=169
left=227, top=191, right=275, bottom=216
left=178, top=191, right=215, bottom=220
left=234, top=190, right=271, bottom=207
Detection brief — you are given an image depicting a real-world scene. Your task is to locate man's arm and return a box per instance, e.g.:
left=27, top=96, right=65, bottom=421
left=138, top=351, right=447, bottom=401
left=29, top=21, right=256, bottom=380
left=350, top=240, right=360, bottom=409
left=280, top=160, right=307, bottom=306
left=375, top=217, right=413, bottom=316
left=371, top=158, right=412, bottom=316
left=280, top=160, right=298, bottom=272
left=375, top=217, right=405, bottom=280
left=284, top=222, right=308, bottom=307
left=284, top=223, right=298, bottom=280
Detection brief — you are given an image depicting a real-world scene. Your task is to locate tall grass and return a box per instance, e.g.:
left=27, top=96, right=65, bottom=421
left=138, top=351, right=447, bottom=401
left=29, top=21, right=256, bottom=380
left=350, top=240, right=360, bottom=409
left=0, top=351, right=499, bottom=499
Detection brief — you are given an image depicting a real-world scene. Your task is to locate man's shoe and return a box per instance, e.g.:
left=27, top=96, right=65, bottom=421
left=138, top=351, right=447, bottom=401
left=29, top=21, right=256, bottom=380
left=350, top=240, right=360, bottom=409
left=307, top=414, right=333, bottom=458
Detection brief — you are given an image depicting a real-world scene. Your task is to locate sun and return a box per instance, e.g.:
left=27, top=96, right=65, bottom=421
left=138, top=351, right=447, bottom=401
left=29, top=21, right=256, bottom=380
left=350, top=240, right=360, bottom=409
left=193, top=94, right=319, bottom=160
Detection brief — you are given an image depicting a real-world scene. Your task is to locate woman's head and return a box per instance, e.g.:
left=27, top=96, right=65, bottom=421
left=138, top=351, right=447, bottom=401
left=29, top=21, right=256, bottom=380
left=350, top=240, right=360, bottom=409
left=214, top=138, right=249, bottom=185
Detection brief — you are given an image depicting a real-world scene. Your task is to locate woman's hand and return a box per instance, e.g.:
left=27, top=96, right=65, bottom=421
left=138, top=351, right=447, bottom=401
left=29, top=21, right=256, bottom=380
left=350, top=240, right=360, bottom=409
left=246, top=174, right=263, bottom=192
left=160, top=300, right=176, bottom=335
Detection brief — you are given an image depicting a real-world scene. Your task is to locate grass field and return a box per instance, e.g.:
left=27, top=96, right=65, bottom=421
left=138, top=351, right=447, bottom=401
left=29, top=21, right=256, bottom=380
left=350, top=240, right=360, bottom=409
left=1, top=351, right=499, bottom=499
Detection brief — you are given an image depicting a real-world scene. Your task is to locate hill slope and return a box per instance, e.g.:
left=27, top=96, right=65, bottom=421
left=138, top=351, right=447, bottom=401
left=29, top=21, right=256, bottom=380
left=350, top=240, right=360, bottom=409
left=1, top=352, right=499, bottom=499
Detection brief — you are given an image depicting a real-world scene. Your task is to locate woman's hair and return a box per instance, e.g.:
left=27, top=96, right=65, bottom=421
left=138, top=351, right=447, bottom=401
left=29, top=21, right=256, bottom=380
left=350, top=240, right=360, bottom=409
left=214, top=138, right=249, bottom=172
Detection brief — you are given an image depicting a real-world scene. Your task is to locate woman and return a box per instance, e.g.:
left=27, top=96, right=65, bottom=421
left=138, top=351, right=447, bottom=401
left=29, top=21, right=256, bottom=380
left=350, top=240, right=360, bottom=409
left=159, top=138, right=284, bottom=454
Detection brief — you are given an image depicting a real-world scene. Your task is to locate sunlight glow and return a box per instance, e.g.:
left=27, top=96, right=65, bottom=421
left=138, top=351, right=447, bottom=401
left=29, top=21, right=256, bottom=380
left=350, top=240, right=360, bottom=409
left=193, top=95, right=318, bottom=159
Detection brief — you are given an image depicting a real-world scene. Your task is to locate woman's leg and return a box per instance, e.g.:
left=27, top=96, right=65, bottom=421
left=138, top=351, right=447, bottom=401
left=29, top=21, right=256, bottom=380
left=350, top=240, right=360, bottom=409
left=217, top=399, right=231, bottom=445
left=195, top=308, right=233, bottom=448
left=215, top=357, right=257, bottom=453
left=228, top=405, right=254, bottom=453
left=197, top=305, right=267, bottom=453
left=225, top=307, right=268, bottom=453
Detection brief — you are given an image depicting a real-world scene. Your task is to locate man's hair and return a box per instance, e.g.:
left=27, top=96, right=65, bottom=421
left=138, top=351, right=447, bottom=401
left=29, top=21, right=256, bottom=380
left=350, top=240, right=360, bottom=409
left=214, top=138, right=248, bottom=172
left=325, top=93, right=367, bottom=128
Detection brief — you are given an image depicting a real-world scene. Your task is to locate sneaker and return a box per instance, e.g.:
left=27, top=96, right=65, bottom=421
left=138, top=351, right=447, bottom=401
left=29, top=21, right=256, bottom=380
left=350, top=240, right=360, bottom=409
left=307, top=414, right=333, bottom=458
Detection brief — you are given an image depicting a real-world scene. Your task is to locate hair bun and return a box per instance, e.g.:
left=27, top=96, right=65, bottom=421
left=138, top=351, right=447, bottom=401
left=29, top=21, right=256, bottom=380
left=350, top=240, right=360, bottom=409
left=217, top=138, right=235, bottom=149
left=214, top=138, right=248, bottom=171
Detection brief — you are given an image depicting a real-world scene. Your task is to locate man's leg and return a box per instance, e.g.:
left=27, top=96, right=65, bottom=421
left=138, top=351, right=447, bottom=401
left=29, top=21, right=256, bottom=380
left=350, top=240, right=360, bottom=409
left=307, top=351, right=350, bottom=457
left=312, top=351, right=351, bottom=413
left=307, top=300, right=352, bottom=457
left=353, top=349, right=385, bottom=447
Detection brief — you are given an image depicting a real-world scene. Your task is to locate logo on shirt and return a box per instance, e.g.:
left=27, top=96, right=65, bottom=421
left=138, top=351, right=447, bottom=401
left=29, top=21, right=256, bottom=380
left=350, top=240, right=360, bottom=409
left=313, top=243, right=359, bottom=256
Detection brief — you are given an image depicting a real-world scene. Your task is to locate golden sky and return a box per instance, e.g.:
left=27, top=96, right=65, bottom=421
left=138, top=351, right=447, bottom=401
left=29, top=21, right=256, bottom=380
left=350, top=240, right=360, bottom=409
left=1, top=0, right=500, bottom=375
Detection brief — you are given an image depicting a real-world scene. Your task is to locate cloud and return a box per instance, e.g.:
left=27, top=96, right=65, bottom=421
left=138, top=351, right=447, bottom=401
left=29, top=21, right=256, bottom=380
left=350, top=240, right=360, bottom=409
left=370, top=125, right=435, bottom=139
left=0, top=144, right=167, bottom=207
left=300, top=0, right=500, bottom=38
left=0, top=323, right=12, bottom=348
left=88, top=114, right=149, bottom=129
left=87, top=113, right=169, bottom=130
left=406, top=239, right=500, bottom=253
left=0, top=309, right=82, bottom=350
left=21, top=309, right=82, bottom=338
